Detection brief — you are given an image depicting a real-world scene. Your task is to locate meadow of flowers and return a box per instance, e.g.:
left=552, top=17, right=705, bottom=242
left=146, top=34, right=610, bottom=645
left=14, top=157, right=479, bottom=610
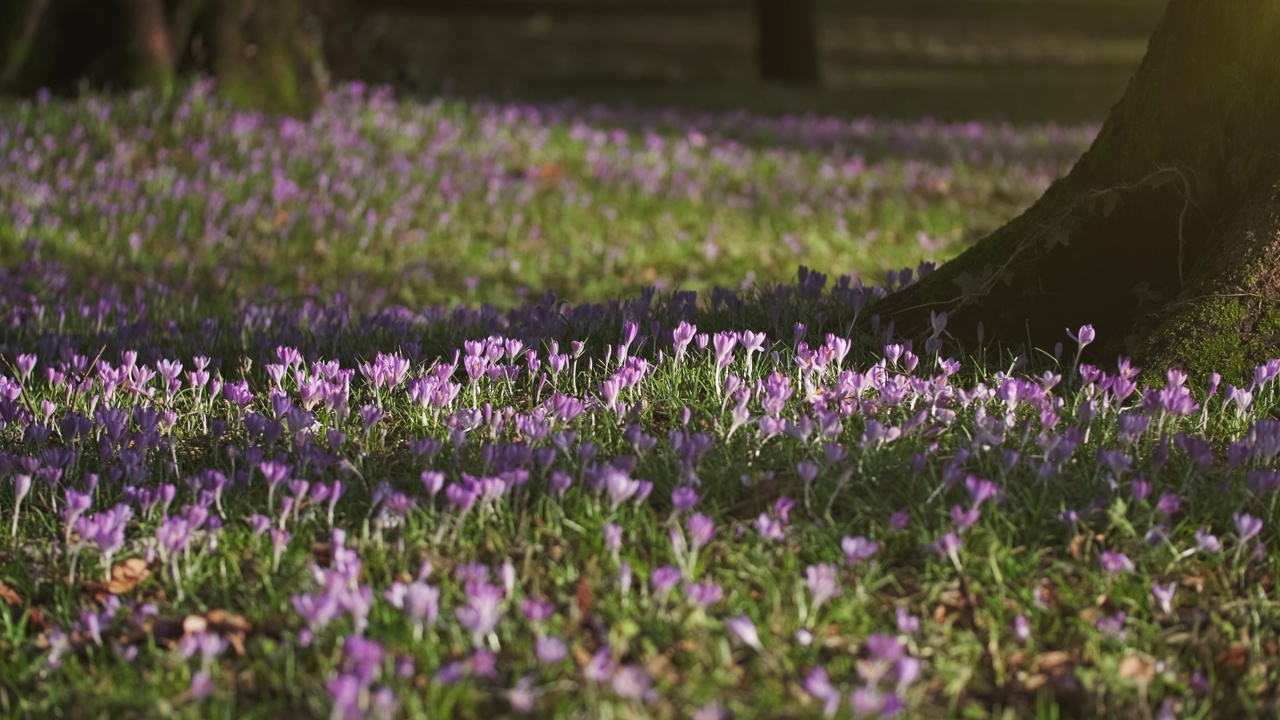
left=0, top=84, right=1277, bottom=719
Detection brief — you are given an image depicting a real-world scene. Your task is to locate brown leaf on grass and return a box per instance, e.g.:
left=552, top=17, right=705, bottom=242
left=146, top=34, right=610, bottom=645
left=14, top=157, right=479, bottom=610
left=1022, top=673, right=1050, bottom=692
left=1068, top=534, right=1088, bottom=560
left=1067, top=533, right=1107, bottom=560
left=1118, top=655, right=1157, bottom=682
left=536, top=163, right=566, bottom=185
left=183, top=614, right=209, bottom=635
left=1032, top=651, right=1074, bottom=673
left=24, top=607, right=49, bottom=632
left=1216, top=646, right=1249, bottom=675
left=106, top=558, right=150, bottom=595
left=198, top=610, right=253, bottom=656
left=0, top=579, right=21, bottom=607
left=575, top=578, right=595, bottom=619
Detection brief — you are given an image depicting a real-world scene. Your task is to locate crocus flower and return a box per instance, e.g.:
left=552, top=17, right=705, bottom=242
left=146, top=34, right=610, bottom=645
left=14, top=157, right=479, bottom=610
left=507, top=675, right=539, bottom=714
left=726, top=615, right=765, bottom=652
left=842, top=536, right=878, bottom=564
left=455, top=582, right=504, bottom=646
left=1067, top=325, right=1095, bottom=351
left=651, top=566, right=682, bottom=599
left=1014, top=614, right=1031, bottom=644
left=1099, top=551, right=1134, bottom=574
left=1152, top=581, right=1176, bottom=614
left=1235, top=512, right=1263, bottom=543
left=687, top=513, right=716, bottom=552
left=896, top=607, right=920, bottom=635
left=683, top=581, right=723, bottom=608
left=671, top=486, right=699, bottom=512
left=190, top=671, right=215, bottom=700
left=10, top=474, right=31, bottom=537
left=1096, top=612, right=1127, bottom=640
left=521, top=598, right=555, bottom=623
left=889, top=510, right=910, bottom=531
left=849, top=687, right=883, bottom=719
left=806, top=564, right=842, bottom=613
left=611, top=666, right=656, bottom=702
left=342, top=635, right=384, bottom=685
left=603, top=523, right=623, bottom=553
left=535, top=636, right=567, bottom=664
left=1195, top=527, right=1221, bottom=553
left=802, top=666, right=842, bottom=717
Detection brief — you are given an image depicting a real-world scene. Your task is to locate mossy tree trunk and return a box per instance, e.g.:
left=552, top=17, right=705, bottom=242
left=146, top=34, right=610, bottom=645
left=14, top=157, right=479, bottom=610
left=756, top=0, right=820, bottom=85
left=875, top=0, right=1280, bottom=383
left=0, top=0, right=323, bottom=116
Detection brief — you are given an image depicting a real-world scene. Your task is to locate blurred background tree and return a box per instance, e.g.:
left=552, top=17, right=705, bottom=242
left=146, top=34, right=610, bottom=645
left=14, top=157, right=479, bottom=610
left=756, top=0, right=820, bottom=85
left=2, top=1, right=1167, bottom=122
left=0, top=0, right=324, bottom=115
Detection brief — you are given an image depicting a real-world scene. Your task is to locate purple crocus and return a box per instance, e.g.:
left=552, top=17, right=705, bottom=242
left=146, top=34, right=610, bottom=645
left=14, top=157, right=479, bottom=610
left=1151, top=581, right=1176, bottom=614
left=842, top=536, right=879, bottom=564
left=802, top=666, right=842, bottom=718
left=672, top=486, right=699, bottom=512
left=536, top=636, right=567, bottom=664
left=1234, top=512, right=1263, bottom=543
left=9, top=473, right=31, bottom=537
left=726, top=615, right=764, bottom=652
left=1195, top=527, right=1222, bottom=553
left=603, top=523, right=623, bottom=553
left=1099, top=551, right=1134, bottom=575
left=455, top=582, right=504, bottom=646
left=651, top=565, right=682, bottom=600
left=385, top=581, right=440, bottom=641
left=683, top=581, right=723, bottom=608
left=687, top=513, right=716, bottom=553
left=806, top=564, right=842, bottom=614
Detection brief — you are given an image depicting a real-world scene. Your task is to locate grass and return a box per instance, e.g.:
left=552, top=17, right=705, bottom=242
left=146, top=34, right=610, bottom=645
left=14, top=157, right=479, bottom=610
left=0, top=82, right=1279, bottom=719
left=0, top=82, right=1088, bottom=312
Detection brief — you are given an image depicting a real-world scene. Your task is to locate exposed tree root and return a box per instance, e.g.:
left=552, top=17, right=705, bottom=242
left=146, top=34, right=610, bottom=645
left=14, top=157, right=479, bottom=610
left=870, top=0, right=1280, bottom=382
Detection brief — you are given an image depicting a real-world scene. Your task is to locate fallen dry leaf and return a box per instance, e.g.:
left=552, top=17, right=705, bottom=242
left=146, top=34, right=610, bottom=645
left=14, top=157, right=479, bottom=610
left=1023, top=673, right=1049, bottom=691
left=106, top=558, right=150, bottom=595
left=1216, top=646, right=1249, bottom=674
left=206, top=609, right=252, bottom=633
left=1118, top=655, right=1157, bottom=682
left=1033, top=651, right=1074, bottom=673
left=537, top=163, right=566, bottom=185
left=571, top=644, right=594, bottom=668
left=183, top=614, right=209, bottom=635
left=0, top=579, right=21, bottom=607
left=575, top=578, right=595, bottom=619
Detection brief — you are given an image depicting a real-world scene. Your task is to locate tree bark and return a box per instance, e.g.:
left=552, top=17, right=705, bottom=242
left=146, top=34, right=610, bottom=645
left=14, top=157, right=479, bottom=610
left=0, top=0, right=52, bottom=92
left=756, top=0, right=820, bottom=85
left=123, top=0, right=175, bottom=88
left=873, top=0, right=1280, bottom=384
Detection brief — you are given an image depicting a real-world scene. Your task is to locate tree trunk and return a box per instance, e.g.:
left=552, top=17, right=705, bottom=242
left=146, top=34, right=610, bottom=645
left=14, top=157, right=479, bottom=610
left=756, top=0, right=820, bottom=85
left=0, top=0, right=52, bottom=92
left=122, top=0, right=175, bottom=88
left=0, top=0, right=323, bottom=116
left=874, top=0, right=1280, bottom=384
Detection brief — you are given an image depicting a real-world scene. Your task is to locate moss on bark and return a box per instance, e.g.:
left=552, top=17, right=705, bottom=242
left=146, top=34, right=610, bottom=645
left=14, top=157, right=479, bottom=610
left=1135, top=184, right=1280, bottom=385
left=875, top=0, right=1280, bottom=380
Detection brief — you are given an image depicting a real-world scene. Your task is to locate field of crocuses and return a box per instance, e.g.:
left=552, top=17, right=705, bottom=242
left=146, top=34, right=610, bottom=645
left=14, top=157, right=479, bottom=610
left=1, top=83, right=1278, bottom=719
